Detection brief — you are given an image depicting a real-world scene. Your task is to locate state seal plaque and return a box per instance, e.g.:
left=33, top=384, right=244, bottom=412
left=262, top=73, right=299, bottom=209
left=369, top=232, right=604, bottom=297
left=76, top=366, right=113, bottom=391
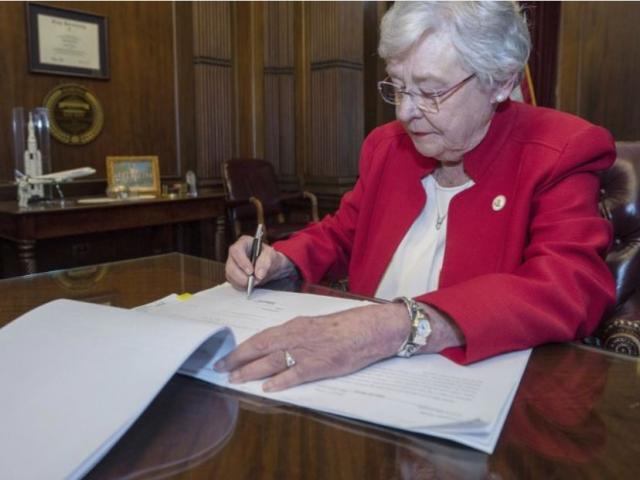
left=43, top=84, right=104, bottom=145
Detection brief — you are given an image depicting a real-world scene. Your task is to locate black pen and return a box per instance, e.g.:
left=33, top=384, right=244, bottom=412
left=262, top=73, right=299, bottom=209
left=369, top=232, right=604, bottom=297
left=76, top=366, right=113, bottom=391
left=246, top=224, right=264, bottom=298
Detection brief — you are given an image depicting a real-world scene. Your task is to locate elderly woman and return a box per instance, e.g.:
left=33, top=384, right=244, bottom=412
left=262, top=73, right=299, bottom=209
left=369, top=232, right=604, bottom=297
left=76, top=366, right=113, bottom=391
left=217, top=1, right=615, bottom=392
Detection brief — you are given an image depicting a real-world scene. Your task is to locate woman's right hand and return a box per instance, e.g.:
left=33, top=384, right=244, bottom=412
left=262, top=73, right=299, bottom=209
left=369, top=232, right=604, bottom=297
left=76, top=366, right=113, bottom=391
left=225, top=236, right=296, bottom=290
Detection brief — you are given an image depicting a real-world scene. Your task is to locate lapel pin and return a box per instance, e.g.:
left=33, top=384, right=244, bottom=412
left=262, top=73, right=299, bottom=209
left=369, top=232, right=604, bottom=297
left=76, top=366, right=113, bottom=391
left=492, top=195, right=506, bottom=211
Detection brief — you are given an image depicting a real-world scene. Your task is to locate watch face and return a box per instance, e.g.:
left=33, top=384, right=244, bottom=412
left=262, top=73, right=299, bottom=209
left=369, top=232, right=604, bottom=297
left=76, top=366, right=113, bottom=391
left=417, top=319, right=431, bottom=338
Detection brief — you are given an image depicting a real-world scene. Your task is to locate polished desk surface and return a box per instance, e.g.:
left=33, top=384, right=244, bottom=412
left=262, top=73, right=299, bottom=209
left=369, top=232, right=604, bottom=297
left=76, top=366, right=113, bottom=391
left=0, top=193, right=226, bottom=238
left=1, top=253, right=639, bottom=479
left=0, top=193, right=227, bottom=276
left=0, top=191, right=226, bottom=214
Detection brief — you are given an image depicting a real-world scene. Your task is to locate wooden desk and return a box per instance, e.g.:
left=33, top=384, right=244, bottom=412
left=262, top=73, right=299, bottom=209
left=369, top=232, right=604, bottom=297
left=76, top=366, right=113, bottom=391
left=0, top=193, right=226, bottom=277
left=1, top=253, right=639, bottom=479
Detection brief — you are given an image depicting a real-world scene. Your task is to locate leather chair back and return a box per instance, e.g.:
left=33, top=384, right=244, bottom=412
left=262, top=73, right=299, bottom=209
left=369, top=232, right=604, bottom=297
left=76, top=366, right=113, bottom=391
left=596, top=141, right=640, bottom=355
left=223, top=158, right=284, bottom=221
left=223, top=158, right=319, bottom=243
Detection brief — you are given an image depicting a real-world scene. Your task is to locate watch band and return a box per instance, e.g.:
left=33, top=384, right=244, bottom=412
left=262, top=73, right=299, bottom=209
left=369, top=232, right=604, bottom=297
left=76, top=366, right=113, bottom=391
left=393, top=296, right=432, bottom=358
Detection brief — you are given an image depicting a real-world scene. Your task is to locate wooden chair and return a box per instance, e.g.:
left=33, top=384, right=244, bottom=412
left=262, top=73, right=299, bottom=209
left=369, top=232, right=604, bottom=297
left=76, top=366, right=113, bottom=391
left=223, top=158, right=319, bottom=243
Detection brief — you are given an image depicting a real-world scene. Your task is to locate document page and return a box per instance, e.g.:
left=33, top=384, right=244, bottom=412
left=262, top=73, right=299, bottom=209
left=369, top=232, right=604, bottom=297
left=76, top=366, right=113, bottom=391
left=142, top=284, right=531, bottom=453
left=0, top=299, right=234, bottom=480
left=140, top=283, right=375, bottom=344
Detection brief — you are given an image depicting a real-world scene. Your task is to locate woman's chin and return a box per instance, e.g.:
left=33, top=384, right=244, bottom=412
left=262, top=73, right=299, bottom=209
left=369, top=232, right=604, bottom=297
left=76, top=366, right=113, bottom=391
left=412, top=138, right=442, bottom=159
left=411, top=138, right=467, bottom=163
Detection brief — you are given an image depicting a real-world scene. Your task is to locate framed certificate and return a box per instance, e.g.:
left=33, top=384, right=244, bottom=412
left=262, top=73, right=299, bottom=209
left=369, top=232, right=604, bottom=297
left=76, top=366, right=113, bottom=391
left=26, top=3, right=109, bottom=79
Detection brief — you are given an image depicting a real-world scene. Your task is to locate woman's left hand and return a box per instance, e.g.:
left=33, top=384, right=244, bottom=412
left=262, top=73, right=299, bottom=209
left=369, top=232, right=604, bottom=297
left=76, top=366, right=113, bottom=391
left=214, top=302, right=410, bottom=392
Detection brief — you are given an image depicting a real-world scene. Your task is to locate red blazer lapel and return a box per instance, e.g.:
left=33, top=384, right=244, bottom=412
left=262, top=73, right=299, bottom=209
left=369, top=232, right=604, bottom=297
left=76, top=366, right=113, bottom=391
left=351, top=138, right=436, bottom=296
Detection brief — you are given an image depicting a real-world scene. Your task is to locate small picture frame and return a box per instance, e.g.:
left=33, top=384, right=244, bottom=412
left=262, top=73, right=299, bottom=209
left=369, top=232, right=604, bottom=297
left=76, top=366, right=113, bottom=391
left=26, top=2, right=109, bottom=79
left=106, top=156, right=160, bottom=196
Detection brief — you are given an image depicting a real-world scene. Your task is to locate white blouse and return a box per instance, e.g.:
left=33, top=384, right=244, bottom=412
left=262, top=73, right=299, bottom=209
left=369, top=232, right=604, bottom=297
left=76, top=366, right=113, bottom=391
left=375, top=175, right=474, bottom=300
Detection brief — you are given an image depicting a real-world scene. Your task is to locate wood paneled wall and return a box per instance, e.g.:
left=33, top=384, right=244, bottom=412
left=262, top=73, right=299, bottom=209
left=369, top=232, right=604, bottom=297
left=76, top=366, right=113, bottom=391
left=0, top=1, right=183, bottom=197
left=264, top=2, right=296, bottom=179
left=522, top=1, right=560, bottom=108
left=185, top=1, right=366, bottom=211
left=191, top=1, right=233, bottom=184
left=557, top=2, right=640, bottom=140
left=308, top=2, right=364, bottom=193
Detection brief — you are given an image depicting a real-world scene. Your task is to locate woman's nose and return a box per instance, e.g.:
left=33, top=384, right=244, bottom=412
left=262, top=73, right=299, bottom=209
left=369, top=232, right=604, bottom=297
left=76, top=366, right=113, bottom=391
left=395, top=94, right=422, bottom=123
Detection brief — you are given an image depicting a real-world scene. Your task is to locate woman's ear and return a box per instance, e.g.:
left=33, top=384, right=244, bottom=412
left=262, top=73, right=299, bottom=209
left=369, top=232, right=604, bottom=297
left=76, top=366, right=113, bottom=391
left=492, top=74, right=518, bottom=104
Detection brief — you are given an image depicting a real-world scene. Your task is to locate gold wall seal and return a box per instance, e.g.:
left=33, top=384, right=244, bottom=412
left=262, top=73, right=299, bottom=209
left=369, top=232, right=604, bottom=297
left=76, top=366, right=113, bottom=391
left=43, top=84, right=104, bottom=145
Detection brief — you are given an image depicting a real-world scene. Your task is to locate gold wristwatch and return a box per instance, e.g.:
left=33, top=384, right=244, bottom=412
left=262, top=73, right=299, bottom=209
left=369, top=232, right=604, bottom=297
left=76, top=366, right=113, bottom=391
left=393, top=296, right=432, bottom=357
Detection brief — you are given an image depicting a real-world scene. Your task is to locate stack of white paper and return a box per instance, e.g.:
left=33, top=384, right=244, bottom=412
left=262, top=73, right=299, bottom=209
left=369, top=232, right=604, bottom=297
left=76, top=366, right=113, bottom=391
left=145, top=285, right=531, bottom=453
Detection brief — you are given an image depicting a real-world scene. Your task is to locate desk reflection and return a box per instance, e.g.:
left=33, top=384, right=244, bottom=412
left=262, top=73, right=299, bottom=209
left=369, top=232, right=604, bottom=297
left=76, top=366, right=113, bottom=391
left=390, top=437, right=488, bottom=480
left=493, top=346, right=608, bottom=474
left=87, top=376, right=238, bottom=479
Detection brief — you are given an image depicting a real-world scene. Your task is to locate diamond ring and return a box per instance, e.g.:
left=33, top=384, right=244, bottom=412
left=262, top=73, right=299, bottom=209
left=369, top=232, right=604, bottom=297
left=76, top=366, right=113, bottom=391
left=284, top=350, right=296, bottom=368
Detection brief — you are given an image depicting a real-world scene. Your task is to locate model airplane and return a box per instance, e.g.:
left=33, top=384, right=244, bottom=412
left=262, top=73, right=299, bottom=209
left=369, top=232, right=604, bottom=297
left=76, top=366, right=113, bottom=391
left=15, top=167, right=96, bottom=207
left=16, top=167, right=97, bottom=184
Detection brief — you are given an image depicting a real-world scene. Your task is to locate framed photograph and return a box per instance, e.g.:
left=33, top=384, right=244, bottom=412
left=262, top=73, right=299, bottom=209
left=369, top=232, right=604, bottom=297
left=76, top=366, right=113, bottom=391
left=106, top=156, right=161, bottom=196
left=26, top=2, right=109, bottom=79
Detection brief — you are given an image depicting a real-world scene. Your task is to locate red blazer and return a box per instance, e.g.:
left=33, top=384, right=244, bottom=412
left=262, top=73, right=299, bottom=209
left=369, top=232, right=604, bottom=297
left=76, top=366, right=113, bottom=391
left=274, top=101, right=616, bottom=363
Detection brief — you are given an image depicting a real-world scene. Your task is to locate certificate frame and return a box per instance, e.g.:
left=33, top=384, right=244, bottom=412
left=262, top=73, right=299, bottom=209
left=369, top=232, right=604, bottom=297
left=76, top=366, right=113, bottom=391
left=26, top=2, right=109, bottom=79
left=106, top=156, right=161, bottom=196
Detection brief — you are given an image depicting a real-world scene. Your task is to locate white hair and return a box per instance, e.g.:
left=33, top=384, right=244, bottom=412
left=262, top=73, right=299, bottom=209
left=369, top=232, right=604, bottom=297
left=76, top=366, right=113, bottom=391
left=378, top=1, right=531, bottom=88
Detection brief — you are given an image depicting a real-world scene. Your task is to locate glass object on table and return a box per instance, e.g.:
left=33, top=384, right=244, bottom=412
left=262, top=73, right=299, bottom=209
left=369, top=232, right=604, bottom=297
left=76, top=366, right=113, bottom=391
left=106, top=184, right=131, bottom=199
left=12, top=107, right=52, bottom=202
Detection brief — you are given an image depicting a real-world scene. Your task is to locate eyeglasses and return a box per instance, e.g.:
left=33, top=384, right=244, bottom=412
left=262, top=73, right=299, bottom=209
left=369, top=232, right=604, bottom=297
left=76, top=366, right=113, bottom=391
left=377, top=74, right=476, bottom=113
